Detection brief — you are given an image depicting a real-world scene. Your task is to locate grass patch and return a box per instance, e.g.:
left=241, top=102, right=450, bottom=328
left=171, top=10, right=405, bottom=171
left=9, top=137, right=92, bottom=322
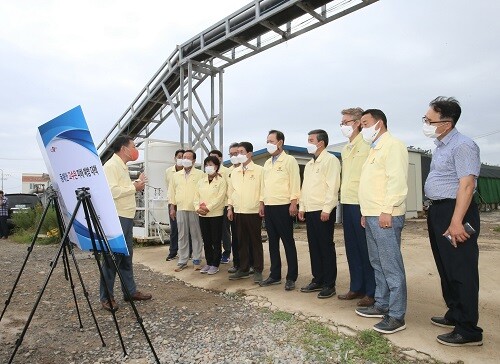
left=494, top=226, right=500, bottom=232
left=271, top=310, right=295, bottom=323
left=11, top=205, right=60, bottom=245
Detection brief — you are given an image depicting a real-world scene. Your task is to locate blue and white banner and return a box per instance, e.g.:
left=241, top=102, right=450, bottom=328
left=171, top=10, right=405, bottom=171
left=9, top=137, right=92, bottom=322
left=37, top=106, right=129, bottom=255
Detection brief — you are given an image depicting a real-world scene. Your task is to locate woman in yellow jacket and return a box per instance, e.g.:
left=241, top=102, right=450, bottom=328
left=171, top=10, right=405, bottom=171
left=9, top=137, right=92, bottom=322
left=194, top=156, right=227, bottom=275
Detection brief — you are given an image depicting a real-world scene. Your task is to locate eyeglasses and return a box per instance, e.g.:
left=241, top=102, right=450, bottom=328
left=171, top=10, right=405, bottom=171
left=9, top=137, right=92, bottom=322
left=339, top=119, right=356, bottom=126
left=422, top=116, right=451, bottom=125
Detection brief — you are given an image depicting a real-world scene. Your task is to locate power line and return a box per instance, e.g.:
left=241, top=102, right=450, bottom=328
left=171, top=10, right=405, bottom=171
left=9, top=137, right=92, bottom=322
left=472, top=129, right=500, bottom=140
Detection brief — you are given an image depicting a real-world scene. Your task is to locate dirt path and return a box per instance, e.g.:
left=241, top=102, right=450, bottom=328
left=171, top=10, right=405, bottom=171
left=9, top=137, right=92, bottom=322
left=135, top=211, right=500, bottom=364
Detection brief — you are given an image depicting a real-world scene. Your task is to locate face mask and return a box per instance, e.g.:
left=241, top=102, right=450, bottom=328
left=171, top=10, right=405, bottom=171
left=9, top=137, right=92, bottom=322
left=125, top=146, right=139, bottom=161
left=205, top=166, right=216, bottom=175
left=361, top=120, right=381, bottom=143
left=237, top=154, right=248, bottom=164
left=176, top=158, right=183, bottom=166
left=230, top=155, right=239, bottom=165
left=422, top=123, right=443, bottom=139
left=340, top=124, right=354, bottom=139
left=182, top=159, right=193, bottom=168
left=306, top=143, right=318, bottom=154
left=266, top=143, right=278, bottom=154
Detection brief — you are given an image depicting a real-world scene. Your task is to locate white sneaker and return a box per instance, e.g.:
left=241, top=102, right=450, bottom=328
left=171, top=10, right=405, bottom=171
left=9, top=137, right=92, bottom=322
left=200, top=265, right=211, bottom=274
left=207, top=266, right=219, bottom=275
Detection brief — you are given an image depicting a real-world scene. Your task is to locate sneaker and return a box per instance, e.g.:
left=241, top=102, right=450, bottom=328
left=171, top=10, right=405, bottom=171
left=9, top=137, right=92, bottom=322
left=174, top=263, right=188, bottom=272
left=259, top=277, right=282, bottom=287
left=285, top=280, right=296, bottom=291
left=300, top=281, right=323, bottom=293
left=228, top=266, right=238, bottom=274
left=200, top=265, right=211, bottom=274
left=436, top=331, right=483, bottom=347
left=249, top=266, right=255, bottom=275
left=229, top=270, right=251, bottom=280
left=220, top=256, right=230, bottom=264
left=431, top=316, right=455, bottom=328
left=207, top=266, right=219, bottom=275
left=355, top=305, right=388, bottom=318
left=165, top=254, right=177, bottom=261
left=373, top=315, right=406, bottom=334
left=253, top=272, right=263, bottom=283
left=317, top=286, right=336, bottom=299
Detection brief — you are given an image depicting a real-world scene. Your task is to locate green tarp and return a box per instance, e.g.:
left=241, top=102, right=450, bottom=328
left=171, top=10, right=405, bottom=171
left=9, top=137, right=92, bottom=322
left=476, top=177, right=500, bottom=204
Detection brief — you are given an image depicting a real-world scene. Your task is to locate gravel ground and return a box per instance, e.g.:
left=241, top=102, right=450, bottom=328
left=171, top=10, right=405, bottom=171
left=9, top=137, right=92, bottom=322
left=0, top=239, right=330, bottom=364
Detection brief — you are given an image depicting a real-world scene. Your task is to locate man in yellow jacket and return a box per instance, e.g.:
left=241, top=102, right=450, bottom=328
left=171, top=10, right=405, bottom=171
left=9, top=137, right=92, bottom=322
left=101, top=136, right=152, bottom=311
left=298, top=129, right=341, bottom=299
left=355, top=109, right=408, bottom=335
left=169, top=149, right=204, bottom=271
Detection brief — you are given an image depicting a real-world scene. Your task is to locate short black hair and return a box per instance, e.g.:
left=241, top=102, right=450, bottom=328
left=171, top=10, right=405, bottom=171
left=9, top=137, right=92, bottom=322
left=0, top=190, right=3, bottom=195
left=174, top=149, right=185, bottom=157
left=204, top=155, right=221, bottom=171
left=429, top=96, right=461, bottom=125
left=268, top=130, right=285, bottom=143
left=362, top=109, right=387, bottom=128
left=229, top=142, right=239, bottom=150
left=111, top=136, right=134, bottom=153
left=209, top=149, right=223, bottom=158
left=238, top=142, right=253, bottom=153
left=183, top=149, right=196, bottom=160
left=308, top=129, right=329, bottom=147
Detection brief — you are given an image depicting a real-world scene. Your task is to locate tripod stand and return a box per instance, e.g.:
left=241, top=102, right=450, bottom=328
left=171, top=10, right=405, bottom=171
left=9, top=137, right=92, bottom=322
left=1, top=187, right=159, bottom=363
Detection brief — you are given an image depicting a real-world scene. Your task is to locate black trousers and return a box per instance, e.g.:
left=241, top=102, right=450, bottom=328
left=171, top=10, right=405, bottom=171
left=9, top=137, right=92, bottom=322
left=304, top=209, right=337, bottom=288
left=427, top=200, right=483, bottom=340
left=199, top=216, right=223, bottom=267
left=0, top=216, right=8, bottom=238
left=264, top=204, right=298, bottom=281
left=235, top=213, right=263, bottom=273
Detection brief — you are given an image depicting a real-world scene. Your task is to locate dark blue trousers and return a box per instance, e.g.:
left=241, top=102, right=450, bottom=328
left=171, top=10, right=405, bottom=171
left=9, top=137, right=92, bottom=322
left=304, top=209, right=337, bottom=288
left=264, top=204, right=298, bottom=281
left=342, top=204, right=375, bottom=296
left=168, top=204, right=178, bottom=256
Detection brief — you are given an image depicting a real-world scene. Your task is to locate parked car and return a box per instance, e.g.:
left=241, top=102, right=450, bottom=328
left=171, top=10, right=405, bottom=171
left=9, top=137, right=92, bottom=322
left=6, top=193, right=42, bottom=232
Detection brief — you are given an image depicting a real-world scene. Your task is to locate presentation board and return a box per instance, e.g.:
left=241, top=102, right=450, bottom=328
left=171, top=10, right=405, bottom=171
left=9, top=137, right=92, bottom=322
left=37, top=106, right=129, bottom=255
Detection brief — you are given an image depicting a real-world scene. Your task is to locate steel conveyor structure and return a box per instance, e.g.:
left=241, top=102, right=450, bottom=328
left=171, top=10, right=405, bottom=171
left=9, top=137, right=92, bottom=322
left=97, top=0, right=379, bottom=162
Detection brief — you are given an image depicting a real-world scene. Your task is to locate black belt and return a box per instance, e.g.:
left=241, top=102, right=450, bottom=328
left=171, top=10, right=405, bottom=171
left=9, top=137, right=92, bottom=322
left=429, top=198, right=456, bottom=205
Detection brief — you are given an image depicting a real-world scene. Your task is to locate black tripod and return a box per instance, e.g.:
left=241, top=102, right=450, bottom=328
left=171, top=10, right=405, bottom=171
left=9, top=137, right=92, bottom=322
left=1, top=187, right=159, bottom=363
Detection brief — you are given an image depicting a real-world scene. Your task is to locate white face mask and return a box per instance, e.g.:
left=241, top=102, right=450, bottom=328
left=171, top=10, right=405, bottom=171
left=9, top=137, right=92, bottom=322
left=361, top=120, right=381, bottom=143
left=205, top=165, right=216, bottom=175
left=340, top=124, right=354, bottom=139
left=422, top=123, right=443, bottom=139
left=266, top=143, right=278, bottom=154
left=175, top=158, right=183, bottom=166
left=237, top=154, right=248, bottom=164
left=306, top=143, right=318, bottom=154
left=182, top=159, right=193, bottom=168
left=230, top=155, right=239, bottom=165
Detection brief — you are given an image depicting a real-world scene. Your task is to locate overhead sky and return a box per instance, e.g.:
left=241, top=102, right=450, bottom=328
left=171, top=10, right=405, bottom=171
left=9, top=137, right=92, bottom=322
left=1, top=0, right=499, bottom=192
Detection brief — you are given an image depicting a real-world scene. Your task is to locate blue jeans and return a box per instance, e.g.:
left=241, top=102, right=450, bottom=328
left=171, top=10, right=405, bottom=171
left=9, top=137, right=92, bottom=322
left=365, top=215, right=407, bottom=320
left=99, top=216, right=137, bottom=301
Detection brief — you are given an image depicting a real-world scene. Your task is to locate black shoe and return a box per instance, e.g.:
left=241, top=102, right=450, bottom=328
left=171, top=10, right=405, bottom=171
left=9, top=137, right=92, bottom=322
left=285, top=280, right=296, bottom=291
left=431, top=316, right=455, bottom=328
left=317, top=287, right=336, bottom=299
left=437, top=331, right=483, bottom=346
left=259, top=277, right=282, bottom=287
left=228, top=266, right=238, bottom=273
left=373, top=315, right=406, bottom=334
left=355, top=305, right=388, bottom=318
left=300, top=281, right=323, bottom=293
left=166, top=254, right=177, bottom=261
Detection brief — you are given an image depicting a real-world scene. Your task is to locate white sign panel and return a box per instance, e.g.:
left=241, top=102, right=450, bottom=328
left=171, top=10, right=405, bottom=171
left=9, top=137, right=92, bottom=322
left=37, top=106, right=129, bottom=255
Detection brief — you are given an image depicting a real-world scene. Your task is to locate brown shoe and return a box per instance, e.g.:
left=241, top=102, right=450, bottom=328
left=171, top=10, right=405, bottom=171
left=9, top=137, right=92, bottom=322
left=357, top=296, right=375, bottom=307
left=101, top=299, right=119, bottom=312
left=124, top=291, right=152, bottom=302
left=338, top=291, right=364, bottom=300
